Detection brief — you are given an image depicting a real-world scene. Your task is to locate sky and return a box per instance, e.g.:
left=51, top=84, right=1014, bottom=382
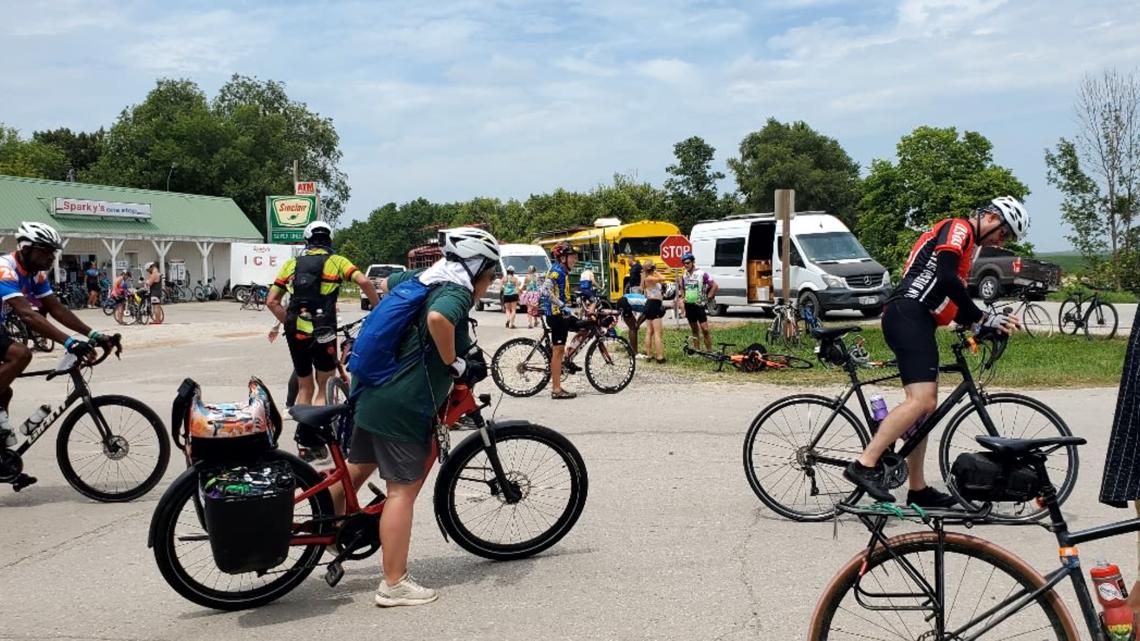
left=2, top=0, right=1139, bottom=252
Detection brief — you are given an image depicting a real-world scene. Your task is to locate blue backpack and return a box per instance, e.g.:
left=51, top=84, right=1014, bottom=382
left=348, top=277, right=439, bottom=398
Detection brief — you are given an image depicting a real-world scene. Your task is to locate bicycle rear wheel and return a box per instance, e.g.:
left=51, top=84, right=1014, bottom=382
left=1057, top=298, right=1081, bottom=335
left=1083, top=302, right=1118, bottom=340
left=491, top=337, right=551, bottom=397
left=1021, top=302, right=1053, bottom=337
left=743, top=395, right=869, bottom=521
left=434, top=422, right=588, bottom=560
left=584, top=335, right=635, bottom=393
left=764, top=353, right=813, bottom=370
left=808, top=531, right=1076, bottom=640
left=150, top=452, right=333, bottom=610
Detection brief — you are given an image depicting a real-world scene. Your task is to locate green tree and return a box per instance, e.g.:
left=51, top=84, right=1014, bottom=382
left=0, top=125, right=69, bottom=179
left=665, top=136, right=728, bottom=233
left=728, top=118, right=861, bottom=225
left=31, top=127, right=105, bottom=178
left=858, top=126, right=1029, bottom=270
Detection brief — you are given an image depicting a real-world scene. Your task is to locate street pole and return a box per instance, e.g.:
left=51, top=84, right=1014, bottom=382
left=776, top=189, right=795, bottom=302
left=166, top=162, right=177, bottom=191
left=292, top=159, right=299, bottom=184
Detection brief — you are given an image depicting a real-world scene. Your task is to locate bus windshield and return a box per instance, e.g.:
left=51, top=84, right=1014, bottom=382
left=503, top=255, right=550, bottom=275
left=615, top=236, right=668, bottom=257
left=796, top=232, right=871, bottom=263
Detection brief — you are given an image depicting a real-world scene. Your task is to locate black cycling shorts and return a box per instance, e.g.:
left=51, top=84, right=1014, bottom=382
left=882, top=298, right=938, bottom=385
left=284, top=322, right=338, bottom=377
left=684, top=302, right=708, bottom=324
left=642, top=299, right=665, bottom=320
left=547, top=314, right=586, bottom=346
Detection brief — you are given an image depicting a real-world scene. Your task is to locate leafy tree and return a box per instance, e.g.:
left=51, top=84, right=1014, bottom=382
left=0, top=125, right=69, bottom=179
left=858, top=126, right=1029, bottom=271
left=31, top=127, right=105, bottom=178
left=665, top=136, right=729, bottom=233
left=728, top=118, right=861, bottom=225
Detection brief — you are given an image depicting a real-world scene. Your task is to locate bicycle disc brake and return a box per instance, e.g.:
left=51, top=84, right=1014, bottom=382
left=879, top=452, right=909, bottom=490
left=0, top=449, right=23, bottom=483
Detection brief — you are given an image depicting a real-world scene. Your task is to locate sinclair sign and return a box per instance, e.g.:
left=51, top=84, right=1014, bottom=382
left=265, top=195, right=318, bottom=243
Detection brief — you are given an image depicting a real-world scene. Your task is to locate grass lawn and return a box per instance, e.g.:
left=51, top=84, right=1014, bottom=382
left=1045, top=287, right=1137, bottom=304
left=648, top=321, right=1128, bottom=388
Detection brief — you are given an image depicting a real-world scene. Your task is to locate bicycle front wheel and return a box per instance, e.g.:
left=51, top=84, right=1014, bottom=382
left=1021, top=302, right=1053, bottom=337
left=1057, top=298, right=1081, bottom=335
left=434, top=422, right=588, bottom=560
left=584, top=335, right=635, bottom=393
left=56, top=395, right=171, bottom=502
left=743, top=394, right=870, bottom=521
left=150, top=452, right=333, bottom=610
left=808, top=531, right=1077, bottom=640
left=938, top=393, right=1078, bottom=522
left=491, top=337, right=551, bottom=397
left=1083, top=301, right=1118, bottom=340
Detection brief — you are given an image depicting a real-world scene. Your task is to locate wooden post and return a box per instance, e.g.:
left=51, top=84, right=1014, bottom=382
left=776, top=189, right=795, bottom=302
left=292, top=159, right=300, bottom=183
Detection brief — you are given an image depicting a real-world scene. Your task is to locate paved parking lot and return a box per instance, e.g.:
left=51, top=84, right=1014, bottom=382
left=0, top=301, right=1132, bottom=640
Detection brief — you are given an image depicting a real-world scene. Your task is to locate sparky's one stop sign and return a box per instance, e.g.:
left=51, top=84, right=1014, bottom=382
left=659, top=235, right=693, bottom=268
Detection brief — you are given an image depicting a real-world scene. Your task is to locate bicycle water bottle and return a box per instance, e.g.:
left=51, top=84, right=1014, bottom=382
left=20, top=404, right=52, bottom=436
left=869, top=395, right=889, bottom=423
left=1091, top=559, right=1136, bottom=641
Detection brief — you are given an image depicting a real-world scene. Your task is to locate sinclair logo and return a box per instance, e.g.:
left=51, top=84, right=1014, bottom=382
left=272, top=198, right=314, bottom=226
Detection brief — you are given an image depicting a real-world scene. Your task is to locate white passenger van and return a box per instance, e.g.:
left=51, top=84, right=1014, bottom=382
left=689, top=211, right=891, bottom=317
left=477, top=243, right=551, bottom=311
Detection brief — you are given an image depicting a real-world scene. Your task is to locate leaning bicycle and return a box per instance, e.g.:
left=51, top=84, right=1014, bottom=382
left=1058, top=282, right=1119, bottom=340
left=767, top=297, right=807, bottom=349
left=985, top=281, right=1053, bottom=338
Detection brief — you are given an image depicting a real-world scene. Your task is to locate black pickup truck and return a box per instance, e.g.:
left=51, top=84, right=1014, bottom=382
left=968, top=247, right=1062, bottom=300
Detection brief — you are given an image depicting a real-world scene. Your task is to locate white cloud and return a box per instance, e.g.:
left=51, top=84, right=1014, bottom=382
left=635, top=58, right=696, bottom=84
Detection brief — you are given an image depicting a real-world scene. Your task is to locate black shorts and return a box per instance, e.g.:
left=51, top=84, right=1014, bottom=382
left=882, top=298, right=938, bottom=384
left=284, top=322, right=338, bottom=377
left=86, top=283, right=100, bottom=293
left=502, top=294, right=519, bottom=303
left=642, top=299, right=665, bottom=320
left=546, top=314, right=586, bottom=346
left=684, top=302, right=708, bottom=324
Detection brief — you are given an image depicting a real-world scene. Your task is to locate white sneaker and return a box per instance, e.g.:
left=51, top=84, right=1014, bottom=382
left=375, top=573, right=438, bottom=607
left=635, top=353, right=649, bottom=360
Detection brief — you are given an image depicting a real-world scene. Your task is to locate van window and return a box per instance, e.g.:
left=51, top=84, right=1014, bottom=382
left=795, top=232, right=870, bottom=262
left=775, top=237, right=805, bottom=268
left=713, top=238, right=745, bottom=267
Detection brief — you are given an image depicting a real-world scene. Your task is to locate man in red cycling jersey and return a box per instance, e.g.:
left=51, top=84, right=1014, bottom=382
left=844, top=196, right=1028, bottom=507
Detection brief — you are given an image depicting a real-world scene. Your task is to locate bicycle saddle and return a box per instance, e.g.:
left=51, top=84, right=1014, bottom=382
left=975, top=435, right=1086, bottom=456
left=290, top=404, right=350, bottom=427
left=811, top=326, right=861, bottom=340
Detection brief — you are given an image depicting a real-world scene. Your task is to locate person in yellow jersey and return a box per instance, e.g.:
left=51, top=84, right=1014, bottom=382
left=267, top=221, right=378, bottom=409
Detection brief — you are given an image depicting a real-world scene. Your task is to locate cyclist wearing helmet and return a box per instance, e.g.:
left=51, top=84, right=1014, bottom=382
left=333, top=227, right=500, bottom=607
left=267, top=221, right=378, bottom=411
left=0, top=222, right=113, bottom=465
left=677, top=253, right=718, bottom=351
left=845, top=196, right=1026, bottom=507
left=542, top=241, right=582, bottom=399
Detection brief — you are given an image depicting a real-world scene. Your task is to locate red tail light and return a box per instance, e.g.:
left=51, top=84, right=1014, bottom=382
left=1013, top=258, right=1022, bottom=274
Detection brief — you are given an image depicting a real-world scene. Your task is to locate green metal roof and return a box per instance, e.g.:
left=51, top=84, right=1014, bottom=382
left=0, top=174, right=263, bottom=242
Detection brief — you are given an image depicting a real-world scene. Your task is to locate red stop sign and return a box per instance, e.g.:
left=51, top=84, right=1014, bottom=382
left=659, top=235, right=693, bottom=268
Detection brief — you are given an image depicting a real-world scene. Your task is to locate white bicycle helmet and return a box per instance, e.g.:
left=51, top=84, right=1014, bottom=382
left=439, top=227, right=500, bottom=275
left=303, top=220, right=333, bottom=240
left=16, top=221, right=64, bottom=250
left=986, top=196, right=1029, bottom=241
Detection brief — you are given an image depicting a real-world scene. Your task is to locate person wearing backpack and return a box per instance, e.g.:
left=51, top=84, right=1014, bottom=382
left=266, top=221, right=378, bottom=411
left=337, top=227, right=499, bottom=607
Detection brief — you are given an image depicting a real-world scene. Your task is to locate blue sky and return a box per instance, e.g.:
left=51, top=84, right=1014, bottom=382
left=2, top=0, right=1138, bottom=251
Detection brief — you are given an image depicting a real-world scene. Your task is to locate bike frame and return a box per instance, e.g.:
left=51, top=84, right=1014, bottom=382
left=11, top=360, right=112, bottom=457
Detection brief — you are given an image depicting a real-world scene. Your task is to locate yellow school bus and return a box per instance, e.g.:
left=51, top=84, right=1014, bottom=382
left=534, top=218, right=683, bottom=302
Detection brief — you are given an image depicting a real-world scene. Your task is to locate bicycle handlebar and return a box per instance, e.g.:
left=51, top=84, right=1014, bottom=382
left=45, top=333, right=122, bottom=381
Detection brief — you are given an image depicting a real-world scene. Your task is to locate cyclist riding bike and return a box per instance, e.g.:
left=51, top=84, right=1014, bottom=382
left=335, top=226, right=499, bottom=607
left=541, top=241, right=586, bottom=400
left=844, top=196, right=1028, bottom=507
left=0, top=223, right=114, bottom=468
left=266, top=221, right=378, bottom=409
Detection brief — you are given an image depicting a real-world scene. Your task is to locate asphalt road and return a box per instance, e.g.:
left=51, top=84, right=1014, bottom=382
left=0, top=302, right=1132, bottom=640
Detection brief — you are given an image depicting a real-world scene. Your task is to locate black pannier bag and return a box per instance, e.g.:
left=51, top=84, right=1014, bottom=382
left=950, top=452, right=1042, bottom=503
left=200, top=459, right=295, bottom=574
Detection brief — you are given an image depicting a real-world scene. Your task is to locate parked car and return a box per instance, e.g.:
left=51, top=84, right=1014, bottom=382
left=968, top=247, right=1061, bottom=300
left=360, top=263, right=406, bottom=310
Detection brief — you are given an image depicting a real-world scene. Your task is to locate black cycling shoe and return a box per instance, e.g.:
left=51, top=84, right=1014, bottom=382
left=906, top=486, right=959, bottom=509
left=844, top=461, right=896, bottom=503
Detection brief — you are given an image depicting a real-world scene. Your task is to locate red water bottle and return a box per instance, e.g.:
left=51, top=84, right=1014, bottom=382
left=1091, top=560, right=1136, bottom=640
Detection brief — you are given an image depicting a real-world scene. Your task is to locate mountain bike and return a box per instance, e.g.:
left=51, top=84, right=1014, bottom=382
left=808, top=434, right=1133, bottom=641
left=192, top=278, right=219, bottom=302
left=742, top=323, right=1077, bottom=522
left=984, top=281, right=1053, bottom=338
left=491, top=307, right=635, bottom=397
left=768, top=297, right=807, bottom=349
left=149, top=327, right=588, bottom=611
left=0, top=335, right=170, bottom=500
left=1058, top=282, right=1119, bottom=340
left=681, top=341, right=813, bottom=372
left=239, top=283, right=268, bottom=311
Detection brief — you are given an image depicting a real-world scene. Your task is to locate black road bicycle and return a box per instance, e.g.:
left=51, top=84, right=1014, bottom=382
left=809, top=435, right=1135, bottom=641
left=1058, top=282, right=1119, bottom=340
left=491, top=308, right=635, bottom=397
left=984, top=281, right=1054, bottom=338
left=0, top=335, right=170, bottom=500
left=742, top=324, right=1077, bottom=522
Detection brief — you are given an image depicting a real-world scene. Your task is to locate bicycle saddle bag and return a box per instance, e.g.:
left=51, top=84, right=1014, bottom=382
left=172, top=377, right=283, bottom=463
left=949, top=451, right=1041, bottom=503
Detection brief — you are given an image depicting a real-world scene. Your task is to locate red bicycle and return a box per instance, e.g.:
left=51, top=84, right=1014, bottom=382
left=149, top=344, right=588, bottom=611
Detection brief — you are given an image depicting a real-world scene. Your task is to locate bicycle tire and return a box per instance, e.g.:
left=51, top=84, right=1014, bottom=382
left=325, top=376, right=349, bottom=406
left=937, top=393, right=1078, bottom=522
left=102, top=300, right=117, bottom=316
left=1021, top=302, right=1053, bottom=338
left=491, top=337, right=551, bottom=397
left=1083, top=301, right=1118, bottom=340
left=113, top=302, right=130, bottom=325
left=1057, top=297, right=1081, bottom=335
left=584, top=335, right=635, bottom=393
left=193, top=287, right=206, bottom=302
left=763, top=353, right=813, bottom=370
left=434, top=422, right=588, bottom=561
left=743, top=394, right=870, bottom=521
left=56, top=395, right=171, bottom=502
left=150, top=452, right=332, bottom=610
left=808, top=531, right=1077, bottom=640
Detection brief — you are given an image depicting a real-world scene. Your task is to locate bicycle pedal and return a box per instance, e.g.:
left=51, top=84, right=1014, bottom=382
left=325, top=562, right=345, bottom=587
left=11, top=473, right=37, bottom=492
